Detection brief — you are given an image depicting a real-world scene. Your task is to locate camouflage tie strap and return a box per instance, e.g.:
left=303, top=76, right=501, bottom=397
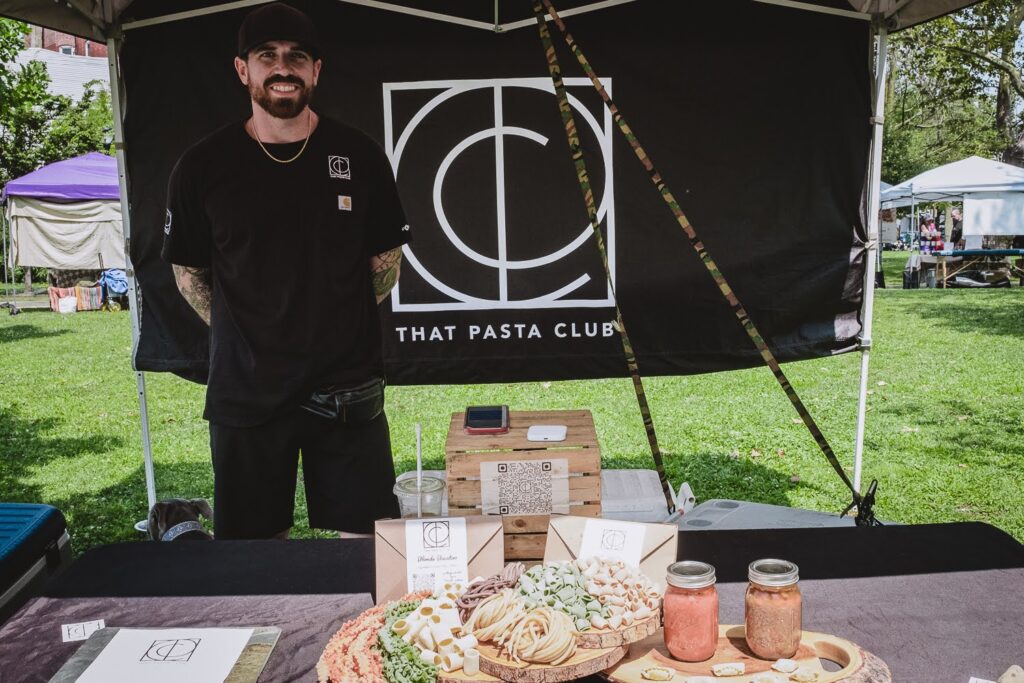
left=534, top=0, right=879, bottom=525
left=530, top=3, right=675, bottom=515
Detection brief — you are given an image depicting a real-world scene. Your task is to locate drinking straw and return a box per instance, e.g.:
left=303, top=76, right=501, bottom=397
left=415, top=422, right=423, bottom=518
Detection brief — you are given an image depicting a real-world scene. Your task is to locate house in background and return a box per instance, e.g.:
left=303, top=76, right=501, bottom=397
left=24, top=26, right=106, bottom=58
left=15, top=26, right=110, bottom=102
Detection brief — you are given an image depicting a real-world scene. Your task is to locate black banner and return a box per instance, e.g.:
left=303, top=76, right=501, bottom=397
left=123, top=0, right=869, bottom=385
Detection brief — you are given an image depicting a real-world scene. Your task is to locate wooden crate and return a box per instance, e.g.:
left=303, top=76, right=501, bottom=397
left=445, top=409, right=602, bottom=562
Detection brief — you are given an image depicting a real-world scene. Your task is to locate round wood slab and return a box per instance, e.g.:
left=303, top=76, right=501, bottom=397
left=438, top=668, right=501, bottom=682
left=478, top=641, right=627, bottom=683
left=602, top=625, right=891, bottom=683
left=576, top=612, right=661, bottom=649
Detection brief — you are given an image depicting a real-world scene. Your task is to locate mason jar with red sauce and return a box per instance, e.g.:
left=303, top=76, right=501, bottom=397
left=744, top=558, right=802, bottom=659
left=663, top=561, right=718, bottom=662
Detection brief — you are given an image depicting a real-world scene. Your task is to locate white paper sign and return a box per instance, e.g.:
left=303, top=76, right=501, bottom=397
left=405, top=517, right=469, bottom=593
left=61, top=619, right=105, bottom=642
left=579, top=519, right=646, bottom=568
left=480, top=459, right=569, bottom=516
left=75, top=627, right=253, bottom=683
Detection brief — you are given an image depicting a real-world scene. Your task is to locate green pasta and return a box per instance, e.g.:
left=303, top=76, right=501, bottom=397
left=378, top=600, right=439, bottom=683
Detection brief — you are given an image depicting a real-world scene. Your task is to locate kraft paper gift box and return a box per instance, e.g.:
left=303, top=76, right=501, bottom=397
left=543, top=516, right=678, bottom=591
left=375, top=515, right=504, bottom=604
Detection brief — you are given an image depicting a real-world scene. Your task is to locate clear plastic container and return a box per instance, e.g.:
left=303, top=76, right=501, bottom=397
left=393, top=476, right=445, bottom=517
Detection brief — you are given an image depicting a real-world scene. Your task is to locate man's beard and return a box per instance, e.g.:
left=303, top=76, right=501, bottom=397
left=250, top=75, right=314, bottom=119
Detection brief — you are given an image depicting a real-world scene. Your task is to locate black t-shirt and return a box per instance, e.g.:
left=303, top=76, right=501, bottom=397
left=161, top=116, right=410, bottom=427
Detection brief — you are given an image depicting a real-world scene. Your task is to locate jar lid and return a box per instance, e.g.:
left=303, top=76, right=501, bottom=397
left=748, top=558, right=799, bottom=586
left=666, top=561, right=716, bottom=589
left=394, top=476, right=445, bottom=494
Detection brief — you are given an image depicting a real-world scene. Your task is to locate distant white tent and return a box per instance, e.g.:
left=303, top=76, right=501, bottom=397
left=881, top=156, right=1024, bottom=208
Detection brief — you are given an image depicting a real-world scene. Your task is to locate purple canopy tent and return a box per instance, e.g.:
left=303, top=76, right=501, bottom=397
left=2, top=152, right=125, bottom=274
left=1, top=152, right=120, bottom=202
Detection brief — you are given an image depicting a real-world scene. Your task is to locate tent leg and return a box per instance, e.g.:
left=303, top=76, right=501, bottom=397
left=854, top=22, right=889, bottom=492
left=107, top=37, right=159, bottom=527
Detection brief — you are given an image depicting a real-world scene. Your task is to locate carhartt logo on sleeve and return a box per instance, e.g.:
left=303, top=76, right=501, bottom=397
left=328, top=156, right=351, bottom=179
left=164, top=209, right=172, bottom=235
left=338, top=195, right=352, bottom=211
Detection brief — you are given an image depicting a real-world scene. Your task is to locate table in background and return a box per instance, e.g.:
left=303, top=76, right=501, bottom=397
left=926, top=248, right=1024, bottom=286
left=0, top=522, right=1020, bottom=682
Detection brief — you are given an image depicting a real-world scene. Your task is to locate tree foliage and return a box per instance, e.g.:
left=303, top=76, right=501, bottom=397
left=883, top=0, right=1024, bottom=182
left=0, top=18, right=114, bottom=190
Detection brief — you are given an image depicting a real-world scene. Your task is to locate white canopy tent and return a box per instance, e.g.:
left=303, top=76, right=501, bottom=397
left=0, top=0, right=981, bottom=522
left=881, top=155, right=1024, bottom=207
left=882, top=156, right=1024, bottom=237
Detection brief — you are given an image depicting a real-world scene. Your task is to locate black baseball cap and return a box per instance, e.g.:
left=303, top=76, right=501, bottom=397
left=237, top=3, right=321, bottom=60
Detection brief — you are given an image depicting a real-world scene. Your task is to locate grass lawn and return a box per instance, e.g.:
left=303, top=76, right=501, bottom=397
left=1, top=286, right=1022, bottom=554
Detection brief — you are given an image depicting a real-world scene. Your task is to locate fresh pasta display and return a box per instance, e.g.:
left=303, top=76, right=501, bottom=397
left=319, top=558, right=664, bottom=682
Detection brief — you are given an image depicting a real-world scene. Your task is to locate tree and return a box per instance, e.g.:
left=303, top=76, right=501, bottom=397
left=0, top=19, right=114, bottom=289
left=0, top=19, right=114, bottom=188
left=883, top=0, right=1024, bottom=182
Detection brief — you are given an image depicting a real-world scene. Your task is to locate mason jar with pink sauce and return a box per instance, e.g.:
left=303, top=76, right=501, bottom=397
left=663, top=561, right=718, bottom=662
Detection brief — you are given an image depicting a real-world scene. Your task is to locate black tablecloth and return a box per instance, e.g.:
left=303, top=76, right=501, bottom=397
left=10, top=522, right=1024, bottom=682
left=42, top=522, right=1024, bottom=598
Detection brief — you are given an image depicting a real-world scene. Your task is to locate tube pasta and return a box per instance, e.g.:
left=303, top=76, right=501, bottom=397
left=442, top=652, right=463, bottom=672
left=463, top=649, right=480, bottom=676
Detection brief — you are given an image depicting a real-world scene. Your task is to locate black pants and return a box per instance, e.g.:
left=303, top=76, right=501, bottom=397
left=209, top=409, right=400, bottom=539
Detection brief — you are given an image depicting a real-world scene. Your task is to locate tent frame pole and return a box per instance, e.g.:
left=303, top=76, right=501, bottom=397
left=854, top=21, right=889, bottom=493
left=106, top=36, right=158, bottom=523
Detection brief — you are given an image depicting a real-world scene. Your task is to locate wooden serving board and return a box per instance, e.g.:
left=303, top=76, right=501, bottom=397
left=478, top=641, right=627, bottom=683
left=438, top=667, right=501, bottom=682
left=576, top=612, right=661, bottom=649
left=602, top=625, right=891, bottom=683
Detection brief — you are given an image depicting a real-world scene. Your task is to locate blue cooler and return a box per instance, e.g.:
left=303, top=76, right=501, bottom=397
left=0, top=504, right=71, bottom=624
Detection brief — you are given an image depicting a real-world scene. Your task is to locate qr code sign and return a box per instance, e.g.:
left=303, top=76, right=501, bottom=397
left=480, top=459, right=570, bottom=516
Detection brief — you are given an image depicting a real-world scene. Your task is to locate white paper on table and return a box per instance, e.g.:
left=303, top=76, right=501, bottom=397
left=967, top=678, right=996, bottom=683
left=405, top=517, right=469, bottom=593
left=61, top=619, right=105, bottom=642
left=578, top=518, right=646, bottom=568
left=75, top=627, right=253, bottom=683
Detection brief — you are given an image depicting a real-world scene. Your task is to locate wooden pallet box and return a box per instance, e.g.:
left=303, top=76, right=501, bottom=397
left=445, top=409, right=602, bottom=562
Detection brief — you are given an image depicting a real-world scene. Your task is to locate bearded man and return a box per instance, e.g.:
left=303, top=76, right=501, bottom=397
left=161, top=2, right=408, bottom=539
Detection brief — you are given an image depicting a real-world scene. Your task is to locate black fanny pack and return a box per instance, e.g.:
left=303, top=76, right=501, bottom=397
left=300, top=377, right=385, bottom=423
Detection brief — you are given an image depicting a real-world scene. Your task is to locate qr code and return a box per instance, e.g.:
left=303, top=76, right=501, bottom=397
left=496, top=461, right=555, bottom=515
left=410, top=572, right=437, bottom=592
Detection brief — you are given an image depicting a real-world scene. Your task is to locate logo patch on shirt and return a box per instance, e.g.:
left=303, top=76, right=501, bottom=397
left=164, top=209, right=172, bottom=235
left=338, top=195, right=352, bottom=211
left=328, top=156, right=351, bottom=179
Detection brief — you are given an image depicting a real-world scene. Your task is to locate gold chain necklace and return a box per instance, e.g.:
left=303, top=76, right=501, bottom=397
left=250, top=110, right=312, bottom=164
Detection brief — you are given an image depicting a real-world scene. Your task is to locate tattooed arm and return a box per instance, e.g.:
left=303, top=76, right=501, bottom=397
left=172, top=264, right=212, bottom=325
left=370, top=247, right=402, bottom=304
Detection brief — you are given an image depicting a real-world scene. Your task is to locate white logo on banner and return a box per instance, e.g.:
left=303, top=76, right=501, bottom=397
left=383, top=78, right=616, bottom=312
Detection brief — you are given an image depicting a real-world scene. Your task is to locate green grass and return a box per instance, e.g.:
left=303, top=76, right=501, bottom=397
left=1, top=287, right=1022, bottom=555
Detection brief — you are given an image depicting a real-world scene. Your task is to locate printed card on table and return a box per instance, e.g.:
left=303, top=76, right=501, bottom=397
left=61, top=619, right=105, bottom=642
left=75, top=627, right=253, bottom=683
left=404, top=517, right=469, bottom=593
left=579, top=518, right=647, bottom=568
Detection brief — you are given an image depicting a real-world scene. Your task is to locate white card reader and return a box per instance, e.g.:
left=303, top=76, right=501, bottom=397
left=527, top=425, right=567, bottom=442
